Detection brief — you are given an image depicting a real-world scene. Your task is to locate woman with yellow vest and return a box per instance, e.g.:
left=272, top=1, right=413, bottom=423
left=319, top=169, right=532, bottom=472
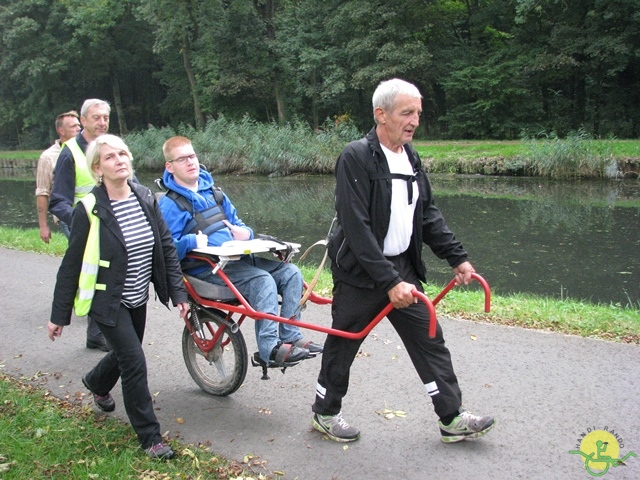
left=47, top=134, right=189, bottom=460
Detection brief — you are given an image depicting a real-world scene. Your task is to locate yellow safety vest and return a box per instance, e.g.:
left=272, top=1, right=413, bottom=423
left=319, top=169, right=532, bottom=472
left=73, top=193, right=109, bottom=317
left=64, top=137, right=95, bottom=205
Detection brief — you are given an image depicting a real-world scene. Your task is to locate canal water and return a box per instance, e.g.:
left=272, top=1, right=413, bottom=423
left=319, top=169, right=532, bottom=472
left=1, top=169, right=638, bottom=307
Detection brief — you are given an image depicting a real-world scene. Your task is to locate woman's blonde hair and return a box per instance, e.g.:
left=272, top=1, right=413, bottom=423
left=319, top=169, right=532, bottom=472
left=85, top=134, right=134, bottom=184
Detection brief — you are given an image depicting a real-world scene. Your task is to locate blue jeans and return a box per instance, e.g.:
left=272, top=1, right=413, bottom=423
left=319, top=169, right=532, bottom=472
left=194, top=255, right=304, bottom=362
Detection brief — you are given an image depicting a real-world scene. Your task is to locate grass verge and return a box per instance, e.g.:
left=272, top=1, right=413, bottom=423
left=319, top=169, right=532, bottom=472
left=0, top=373, right=267, bottom=479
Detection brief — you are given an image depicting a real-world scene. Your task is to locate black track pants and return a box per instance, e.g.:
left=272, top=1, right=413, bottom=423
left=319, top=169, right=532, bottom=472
left=313, top=253, right=462, bottom=420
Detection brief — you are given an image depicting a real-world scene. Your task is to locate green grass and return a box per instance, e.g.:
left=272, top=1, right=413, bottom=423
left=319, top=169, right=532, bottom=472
left=413, top=140, right=526, bottom=160
left=0, top=226, right=69, bottom=256
left=414, top=136, right=640, bottom=177
left=0, top=373, right=260, bottom=479
left=422, top=285, right=639, bottom=344
left=0, top=150, right=40, bottom=161
left=413, top=138, right=639, bottom=161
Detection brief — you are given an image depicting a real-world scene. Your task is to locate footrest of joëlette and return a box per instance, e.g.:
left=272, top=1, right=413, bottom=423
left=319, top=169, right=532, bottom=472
left=184, top=274, right=239, bottom=302
left=251, top=352, right=301, bottom=380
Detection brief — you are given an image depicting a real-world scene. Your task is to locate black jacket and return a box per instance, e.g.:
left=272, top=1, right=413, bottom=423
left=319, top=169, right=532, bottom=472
left=328, top=127, right=468, bottom=291
left=50, top=181, right=188, bottom=326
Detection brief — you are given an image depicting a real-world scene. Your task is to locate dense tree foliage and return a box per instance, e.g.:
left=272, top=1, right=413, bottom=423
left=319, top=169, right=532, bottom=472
left=1, top=0, right=638, bottom=149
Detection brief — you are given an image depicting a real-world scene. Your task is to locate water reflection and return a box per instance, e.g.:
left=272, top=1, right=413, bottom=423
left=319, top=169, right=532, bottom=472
left=1, top=170, right=638, bottom=307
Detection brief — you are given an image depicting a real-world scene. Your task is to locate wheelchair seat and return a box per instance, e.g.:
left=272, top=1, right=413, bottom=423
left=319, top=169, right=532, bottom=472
left=184, top=274, right=238, bottom=303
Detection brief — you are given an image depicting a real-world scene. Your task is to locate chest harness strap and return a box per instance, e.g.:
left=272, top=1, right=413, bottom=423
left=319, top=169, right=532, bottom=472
left=369, top=172, right=418, bottom=204
left=166, top=188, right=227, bottom=236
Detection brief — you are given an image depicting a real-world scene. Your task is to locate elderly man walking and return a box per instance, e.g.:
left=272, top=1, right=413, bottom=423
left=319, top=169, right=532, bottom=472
left=49, top=98, right=111, bottom=351
left=311, top=79, right=495, bottom=444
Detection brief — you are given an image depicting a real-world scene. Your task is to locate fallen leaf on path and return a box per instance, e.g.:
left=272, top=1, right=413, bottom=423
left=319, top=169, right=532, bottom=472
left=376, top=406, right=408, bottom=419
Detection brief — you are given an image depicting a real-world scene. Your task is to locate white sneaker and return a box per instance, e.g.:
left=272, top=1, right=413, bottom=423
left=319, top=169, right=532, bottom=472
left=312, top=412, right=360, bottom=443
left=439, top=411, right=495, bottom=443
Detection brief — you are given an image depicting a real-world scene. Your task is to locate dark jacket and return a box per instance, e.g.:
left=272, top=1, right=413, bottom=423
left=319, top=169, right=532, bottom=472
left=49, top=132, right=89, bottom=226
left=328, top=127, right=468, bottom=291
left=50, top=181, right=188, bottom=326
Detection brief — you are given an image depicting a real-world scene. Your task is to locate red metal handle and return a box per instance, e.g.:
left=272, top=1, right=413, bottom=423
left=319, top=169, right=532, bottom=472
left=431, top=273, right=491, bottom=313
left=184, top=252, right=444, bottom=340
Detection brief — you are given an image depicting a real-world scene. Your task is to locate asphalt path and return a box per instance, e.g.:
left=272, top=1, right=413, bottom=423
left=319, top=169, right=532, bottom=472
left=1, top=247, right=638, bottom=479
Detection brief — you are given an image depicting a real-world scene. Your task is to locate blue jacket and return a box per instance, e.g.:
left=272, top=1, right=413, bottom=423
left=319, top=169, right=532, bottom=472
left=158, top=169, right=254, bottom=271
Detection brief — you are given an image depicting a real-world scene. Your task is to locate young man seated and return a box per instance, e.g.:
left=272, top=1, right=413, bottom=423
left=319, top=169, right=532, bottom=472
left=158, top=136, right=322, bottom=367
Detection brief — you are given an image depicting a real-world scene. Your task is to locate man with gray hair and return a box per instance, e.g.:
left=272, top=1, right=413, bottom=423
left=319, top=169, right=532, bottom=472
left=49, top=98, right=111, bottom=351
left=311, top=78, right=495, bottom=444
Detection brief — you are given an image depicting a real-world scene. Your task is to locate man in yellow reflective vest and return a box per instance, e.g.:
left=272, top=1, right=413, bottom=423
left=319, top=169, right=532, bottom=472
left=49, top=98, right=111, bottom=351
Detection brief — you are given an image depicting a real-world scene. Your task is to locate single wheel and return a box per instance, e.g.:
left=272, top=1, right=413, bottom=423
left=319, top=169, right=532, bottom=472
left=182, top=304, right=248, bottom=396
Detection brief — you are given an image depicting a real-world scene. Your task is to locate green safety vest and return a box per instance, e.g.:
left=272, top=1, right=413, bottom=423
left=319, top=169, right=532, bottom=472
left=64, top=137, right=96, bottom=205
left=73, top=193, right=109, bottom=317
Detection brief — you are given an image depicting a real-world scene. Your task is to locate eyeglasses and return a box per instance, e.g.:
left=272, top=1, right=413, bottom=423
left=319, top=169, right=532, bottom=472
left=168, top=153, right=198, bottom=165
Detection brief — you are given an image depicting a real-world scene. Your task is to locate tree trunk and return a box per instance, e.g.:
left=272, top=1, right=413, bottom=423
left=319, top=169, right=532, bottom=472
left=311, top=69, right=319, bottom=130
left=111, top=70, right=128, bottom=135
left=274, top=71, right=285, bottom=123
left=182, top=36, right=205, bottom=130
left=254, top=0, right=284, bottom=122
left=573, top=72, right=587, bottom=131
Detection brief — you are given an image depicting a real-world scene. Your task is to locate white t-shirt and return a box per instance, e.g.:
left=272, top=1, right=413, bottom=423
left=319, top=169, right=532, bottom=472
left=380, top=145, right=419, bottom=256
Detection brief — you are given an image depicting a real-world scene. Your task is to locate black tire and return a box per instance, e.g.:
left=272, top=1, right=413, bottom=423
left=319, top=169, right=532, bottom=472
left=182, top=305, right=248, bottom=396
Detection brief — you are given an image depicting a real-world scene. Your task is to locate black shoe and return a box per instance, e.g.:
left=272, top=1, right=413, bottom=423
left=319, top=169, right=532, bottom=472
left=82, top=375, right=115, bottom=412
left=146, top=442, right=175, bottom=460
left=86, top=336, right=111, bottom=352
left=294, top=338, right=324, bottom=356
left=270, top=342, right=310, bottom=366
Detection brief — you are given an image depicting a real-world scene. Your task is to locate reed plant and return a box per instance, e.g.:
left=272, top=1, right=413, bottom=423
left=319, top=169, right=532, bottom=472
left=522, top=128, right=617, bottom=178
left=123, top=125, right=176, bottom=170
left=124, top=116, right=360, bottom=175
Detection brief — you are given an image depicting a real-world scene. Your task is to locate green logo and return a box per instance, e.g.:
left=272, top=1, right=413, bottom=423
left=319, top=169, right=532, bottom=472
left=569, top=428, right=636, bottom=477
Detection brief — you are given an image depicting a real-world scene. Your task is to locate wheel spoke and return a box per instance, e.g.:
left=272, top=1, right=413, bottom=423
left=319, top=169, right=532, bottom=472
left=182, top=307, right=247, bottom=396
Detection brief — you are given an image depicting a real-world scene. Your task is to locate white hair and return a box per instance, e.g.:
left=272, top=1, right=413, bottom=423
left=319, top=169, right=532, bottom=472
left=80, top=98, right=111, bottom=117
left=372, top=79, right=422, bottom=124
